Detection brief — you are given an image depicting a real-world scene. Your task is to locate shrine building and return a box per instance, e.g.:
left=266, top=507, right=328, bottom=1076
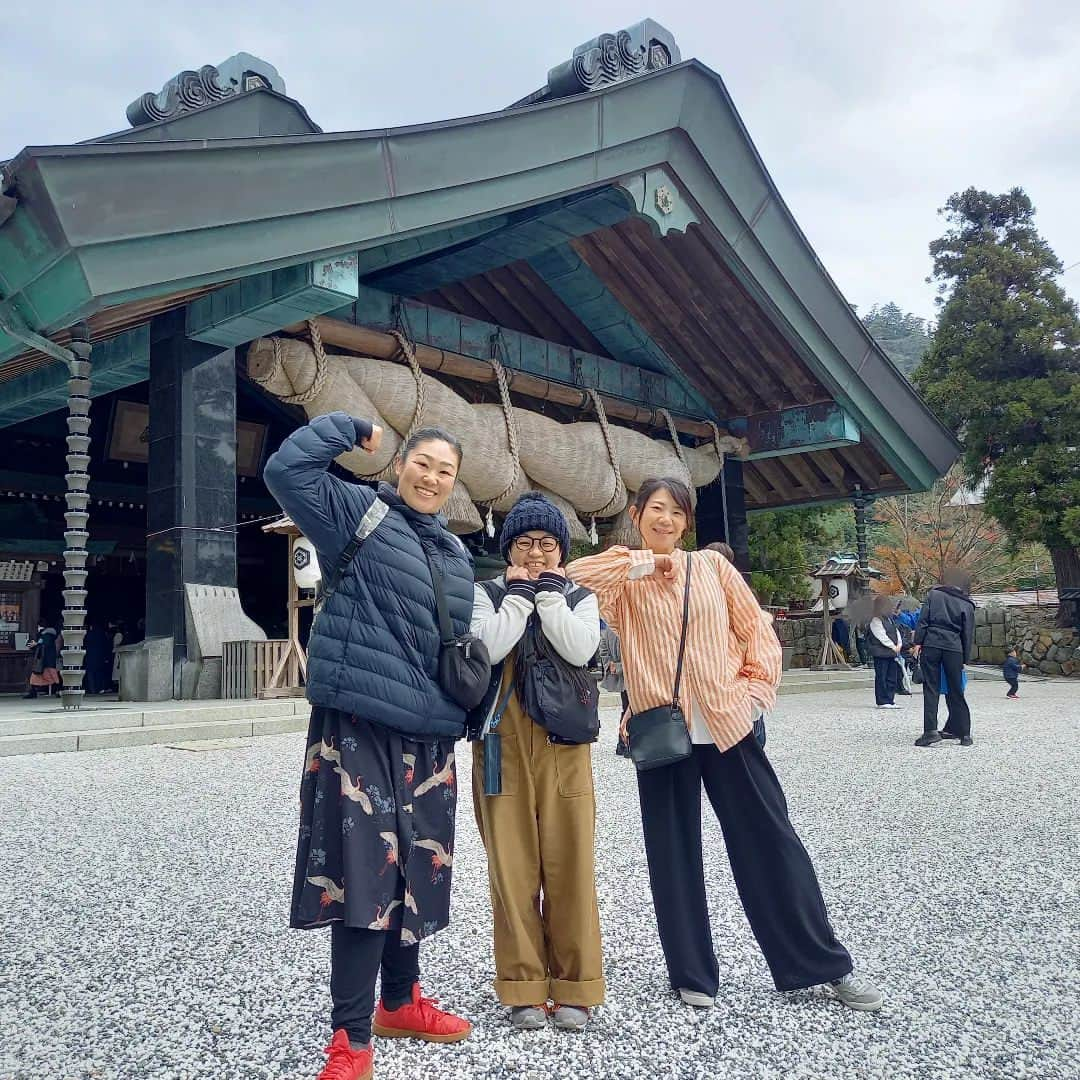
left=0, top=23, right=959, bottom=700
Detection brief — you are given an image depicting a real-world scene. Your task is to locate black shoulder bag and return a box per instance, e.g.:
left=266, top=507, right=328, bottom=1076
left=627, top=552, right=694, bottom=772
left=417, top=542, right=491, bottom=711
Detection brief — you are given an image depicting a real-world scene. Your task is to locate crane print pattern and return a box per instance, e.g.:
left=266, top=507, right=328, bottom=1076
left=291, top=705, right=458, bottom=943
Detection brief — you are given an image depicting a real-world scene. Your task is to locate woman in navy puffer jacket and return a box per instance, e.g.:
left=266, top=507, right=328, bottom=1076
left=264, top=412, right=475, bottom=1080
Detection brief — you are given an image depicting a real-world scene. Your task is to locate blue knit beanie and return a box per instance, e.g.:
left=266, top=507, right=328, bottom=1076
left=499, top=492, right=570, bottom=565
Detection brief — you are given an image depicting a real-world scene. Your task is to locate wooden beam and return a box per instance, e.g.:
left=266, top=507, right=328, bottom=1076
left=838, top=444, right=884, bottom=489
left=569, top=232, right=750, bottom=417
left=678, top=226, right=823, bottom=403
left=752, top=457, right=800, bottom=502
left=345, top=284, right=709, bottom=419
left=806, top=448, right=849, bottom=491
left=279, top=315, right=722, bottom=440
left=614, top=219, right=793, bottom=409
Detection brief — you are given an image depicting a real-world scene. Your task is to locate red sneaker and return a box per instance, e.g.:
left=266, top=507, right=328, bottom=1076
left=372, top=983, right=472, bottom=1043
left=317, top=1030, right=373, bottom=1080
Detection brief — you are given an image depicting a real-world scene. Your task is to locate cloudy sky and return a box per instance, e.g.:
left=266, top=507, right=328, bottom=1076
left=5, top=0, right=1080, bottom=321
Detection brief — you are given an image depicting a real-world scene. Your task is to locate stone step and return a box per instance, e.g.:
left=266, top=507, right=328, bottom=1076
left=0, top=698, right=306, bottom=738
left=0, top=712, right=310, bottom=757
left=778, top=676, right=876, bottom=695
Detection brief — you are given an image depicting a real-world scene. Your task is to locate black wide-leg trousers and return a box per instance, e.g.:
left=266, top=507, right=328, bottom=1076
left=636, top=736, right=852, bottom=995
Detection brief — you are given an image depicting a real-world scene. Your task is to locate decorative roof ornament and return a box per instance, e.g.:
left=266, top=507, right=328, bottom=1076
left=511, top=19, right=681, bottom=107
left=125, top=52, right=286, bottom=128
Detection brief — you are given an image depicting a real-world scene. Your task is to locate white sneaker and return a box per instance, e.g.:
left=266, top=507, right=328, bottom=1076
left=828, top=971, right=883, bottom=1011
left=881, top=703, right=902, bottom=709
left=678, top=988, right=715, bottom=1008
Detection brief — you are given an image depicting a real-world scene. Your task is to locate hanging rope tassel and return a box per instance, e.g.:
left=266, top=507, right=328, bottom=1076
left=588, top=516, right=599, bottom=545
left=485, top=506, right=496, bottom=538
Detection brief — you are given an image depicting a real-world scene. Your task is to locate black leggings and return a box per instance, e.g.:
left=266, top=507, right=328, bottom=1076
left=330, top=923, right=419, bottom=1044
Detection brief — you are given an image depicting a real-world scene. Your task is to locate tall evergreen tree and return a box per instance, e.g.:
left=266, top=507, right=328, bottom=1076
left=861, top=302, right=931, bottom=375
left=915, top=187, right=1080, bottom=625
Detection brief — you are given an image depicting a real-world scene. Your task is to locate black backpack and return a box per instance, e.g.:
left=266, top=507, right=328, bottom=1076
left=479, top=579, right=600, bottom=745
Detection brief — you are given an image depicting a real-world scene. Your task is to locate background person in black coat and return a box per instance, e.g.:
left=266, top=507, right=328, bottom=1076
left=912, top=568, right=976, bottom=747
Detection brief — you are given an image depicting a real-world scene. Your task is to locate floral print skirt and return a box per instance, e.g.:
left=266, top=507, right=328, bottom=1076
left=291, top=706, right=458, bottom=944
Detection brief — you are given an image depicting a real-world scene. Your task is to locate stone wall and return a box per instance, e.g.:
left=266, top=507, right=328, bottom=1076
left=775, top=617, right=823, bottom=669
left=978, top=605, right=1079, bottom=677
left=775, top=604, right=1079, bottom=676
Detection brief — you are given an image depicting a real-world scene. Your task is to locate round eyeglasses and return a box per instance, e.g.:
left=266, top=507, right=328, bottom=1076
left=512, top=535, right=560, bottom=552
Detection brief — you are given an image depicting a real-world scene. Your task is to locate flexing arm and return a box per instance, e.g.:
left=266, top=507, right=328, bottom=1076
left=565, top=546, right=657, bottom=632
left=263, top=413, right=379, bottom=563
left=534, top=574, right=601, bottom=666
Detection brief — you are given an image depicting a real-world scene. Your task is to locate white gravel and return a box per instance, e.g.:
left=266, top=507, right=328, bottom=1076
left=1, top=678, right=1077, bottom=1080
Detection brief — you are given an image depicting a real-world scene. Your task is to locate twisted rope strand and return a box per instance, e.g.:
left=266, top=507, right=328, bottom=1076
left=587, top=388, right=625, bottom=518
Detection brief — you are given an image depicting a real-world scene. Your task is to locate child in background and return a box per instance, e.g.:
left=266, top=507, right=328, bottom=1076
left=1004, top=648, right=1023, bottom=699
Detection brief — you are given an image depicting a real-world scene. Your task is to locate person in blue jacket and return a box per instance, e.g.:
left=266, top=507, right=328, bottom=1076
left=264, top=412, right=474, bottom=1080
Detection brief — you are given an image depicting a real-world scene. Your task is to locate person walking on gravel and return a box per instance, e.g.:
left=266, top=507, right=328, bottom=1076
left=265, top=413, right=476, bottom=1080
left=912, top=567, right=976, bottom=748
left=567, top=478, right=882, bottom=1014
left=470, top=492, right=604, bottom=1033
left=868, top=595, right=903, bottom=709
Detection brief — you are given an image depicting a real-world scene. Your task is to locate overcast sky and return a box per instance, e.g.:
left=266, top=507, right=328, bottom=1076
left=5, top=0, right=1080, bottom=321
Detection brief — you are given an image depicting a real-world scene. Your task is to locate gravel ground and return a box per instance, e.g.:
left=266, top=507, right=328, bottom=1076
left=1, top=678, right=1077, bottom=1080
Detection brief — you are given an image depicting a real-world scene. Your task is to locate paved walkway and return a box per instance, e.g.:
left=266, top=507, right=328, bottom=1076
left=1, top=679, right=1076, bottom=1079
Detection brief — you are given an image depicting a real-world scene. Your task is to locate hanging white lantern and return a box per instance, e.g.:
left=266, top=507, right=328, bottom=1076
left=292, top=536, right=321, bottom=590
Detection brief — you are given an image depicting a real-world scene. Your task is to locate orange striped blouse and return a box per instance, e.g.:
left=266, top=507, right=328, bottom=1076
left=566, top=546, right=782, bottom=752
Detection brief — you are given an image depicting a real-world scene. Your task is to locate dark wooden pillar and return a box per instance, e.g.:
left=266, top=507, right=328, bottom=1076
left=145, top=312, right=237, bottom=654
left=695, top=458, right=750, bottom=574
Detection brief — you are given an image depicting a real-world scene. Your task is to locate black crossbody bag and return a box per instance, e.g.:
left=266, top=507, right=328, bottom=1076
left=627, top=552, right=694, bottom=772
left=416, top=542, right=491, bottom=711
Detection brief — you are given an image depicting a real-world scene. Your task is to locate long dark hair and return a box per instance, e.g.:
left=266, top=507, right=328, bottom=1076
left=631, top=477, right=695, bottom=541
left=397, top=426, right=463, bottom=467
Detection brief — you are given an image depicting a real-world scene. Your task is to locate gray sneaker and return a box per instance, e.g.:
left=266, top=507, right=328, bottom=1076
left=678, top=988, right=715, bottom=1008
left=551, top=1005, right=589, bottom=1032
left=829, top=971, right=883, bottom=1011
left=510, top=1005, right=547, bottom=1030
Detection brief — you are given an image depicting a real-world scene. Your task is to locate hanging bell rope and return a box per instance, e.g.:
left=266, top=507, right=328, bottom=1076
left=478, top=331, right=522, bottom=537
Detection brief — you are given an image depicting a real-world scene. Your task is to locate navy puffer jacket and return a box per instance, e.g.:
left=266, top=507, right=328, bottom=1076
left=263, top=413, right=474, bottom=739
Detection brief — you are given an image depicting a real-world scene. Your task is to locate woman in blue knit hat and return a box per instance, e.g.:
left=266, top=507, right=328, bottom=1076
left=469, top=492, right=604, bottom=1032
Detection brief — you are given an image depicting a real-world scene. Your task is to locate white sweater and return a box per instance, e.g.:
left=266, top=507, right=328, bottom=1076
left=470, top=573, right=600, bottom=667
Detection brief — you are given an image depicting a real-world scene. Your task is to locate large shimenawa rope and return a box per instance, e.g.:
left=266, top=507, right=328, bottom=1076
left=260, top=320, right=329, bottom=405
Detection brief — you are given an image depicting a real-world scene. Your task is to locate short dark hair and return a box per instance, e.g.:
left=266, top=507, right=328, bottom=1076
left=704, top=541, right=735, bottom=563
left=942, top=566, right=972, bottom=593
left=632, top=478, right=695, bottom=535
left=398, top=426, right=463, bottom=467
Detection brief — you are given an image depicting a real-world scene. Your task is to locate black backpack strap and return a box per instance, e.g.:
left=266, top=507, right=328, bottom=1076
left=479, top=577, right=507, bottom=610
left=315, top=497, right=388, bottom=616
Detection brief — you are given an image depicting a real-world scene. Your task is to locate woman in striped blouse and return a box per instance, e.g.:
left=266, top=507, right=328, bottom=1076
left=567, top=478, right=882, bottom=1012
